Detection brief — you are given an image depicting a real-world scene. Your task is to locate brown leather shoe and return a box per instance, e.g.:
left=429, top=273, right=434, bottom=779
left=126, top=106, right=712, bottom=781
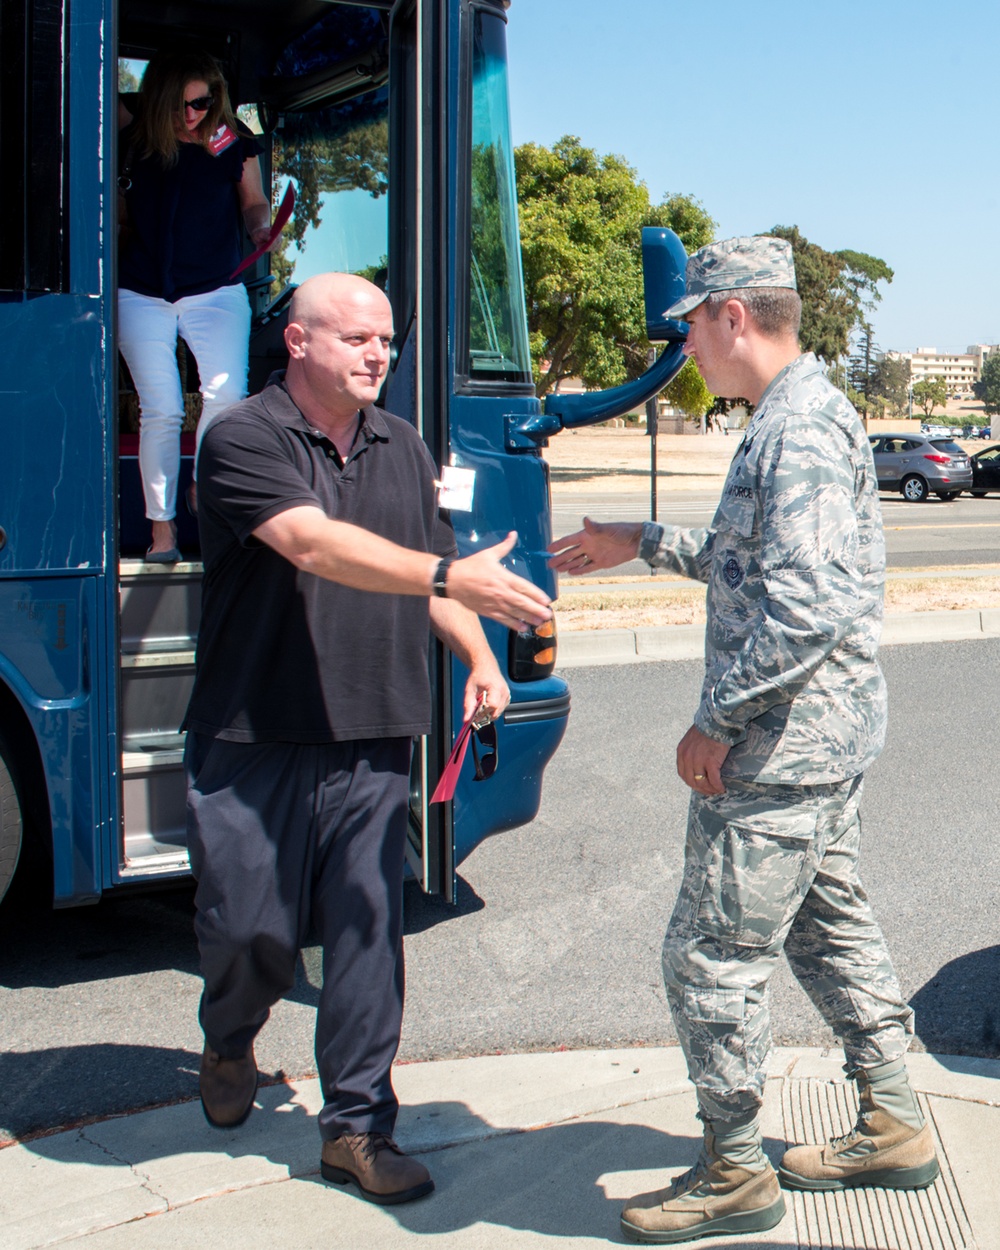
left=199, top=1044, right=257, bottom=1129
left=321, top=1133, right=434, bottom=1205
left=621, top=1150, right=785, bottom=1244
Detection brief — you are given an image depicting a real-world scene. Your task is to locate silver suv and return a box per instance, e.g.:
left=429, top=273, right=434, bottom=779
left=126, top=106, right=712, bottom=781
left=868, top=433, right=972, bottom=502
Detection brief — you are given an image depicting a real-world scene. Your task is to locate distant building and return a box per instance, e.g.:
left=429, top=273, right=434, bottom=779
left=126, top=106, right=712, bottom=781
left=886, top=344, right=1000, bottom=397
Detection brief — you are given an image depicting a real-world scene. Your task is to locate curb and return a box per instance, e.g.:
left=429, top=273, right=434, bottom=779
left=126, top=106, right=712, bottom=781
left=4, top=1048, right=999, bottom=1250
left=557, top=608, right=1000, bottom=667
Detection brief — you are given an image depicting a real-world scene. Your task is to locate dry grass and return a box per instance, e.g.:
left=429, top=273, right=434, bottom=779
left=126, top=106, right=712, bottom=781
left=555, top=575, right=1000, bottom=631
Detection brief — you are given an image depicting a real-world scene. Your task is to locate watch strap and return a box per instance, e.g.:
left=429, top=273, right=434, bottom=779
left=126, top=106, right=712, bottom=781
left=432, top=557, right=453, bottom=598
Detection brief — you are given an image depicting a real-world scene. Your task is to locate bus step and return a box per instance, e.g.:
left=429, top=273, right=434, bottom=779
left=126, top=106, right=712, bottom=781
left=121, top=739, right=190, bottom=873
left=120, top=560, right=202, bottom=654
left=120, top=652, right=195, bottom=742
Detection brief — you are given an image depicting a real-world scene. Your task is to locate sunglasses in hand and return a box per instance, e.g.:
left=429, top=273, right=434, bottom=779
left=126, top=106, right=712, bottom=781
left=471, top=720, right=498, bottom=781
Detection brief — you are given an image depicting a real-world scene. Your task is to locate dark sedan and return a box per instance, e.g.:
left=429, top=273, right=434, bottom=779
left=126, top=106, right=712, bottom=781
left=969, top=444, right=1000, bottom=496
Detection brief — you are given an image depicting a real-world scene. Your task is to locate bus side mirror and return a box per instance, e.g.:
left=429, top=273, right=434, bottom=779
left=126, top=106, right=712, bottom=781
left=642, top=227, right=689, bottom=343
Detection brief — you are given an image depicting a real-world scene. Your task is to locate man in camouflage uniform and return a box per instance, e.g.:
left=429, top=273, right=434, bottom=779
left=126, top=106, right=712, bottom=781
left=549, top=236, right=939, bottom=1244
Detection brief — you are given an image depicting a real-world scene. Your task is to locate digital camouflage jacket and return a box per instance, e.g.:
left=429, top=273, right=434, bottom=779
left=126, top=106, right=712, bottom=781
left=640, top=353, right=887, bottom=784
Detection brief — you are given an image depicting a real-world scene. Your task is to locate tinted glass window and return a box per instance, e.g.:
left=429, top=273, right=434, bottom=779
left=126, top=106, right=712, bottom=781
left=464, top=10, right=532, bottom=383
left=0, top=0, right=67, bottom=292
left=270, top=87, right=389, bottom=288
left=929, top=440, right=964, bottom=455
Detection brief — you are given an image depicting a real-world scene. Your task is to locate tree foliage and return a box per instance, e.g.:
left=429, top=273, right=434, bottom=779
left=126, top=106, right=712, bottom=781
left=663, top=358, right=713, bottom=417
left=973, top=354, right=1000, bottom=416
left=912, top=375, right=948, bottom=417
left=767, top=226, right=893, bottom=364
left=119, top=63, right=140, bottom=94
left=516, top=136, right=715, bottom=397
left=269, top=96, right=389, bottom=289
left=872, top=354, right=911, bottom=419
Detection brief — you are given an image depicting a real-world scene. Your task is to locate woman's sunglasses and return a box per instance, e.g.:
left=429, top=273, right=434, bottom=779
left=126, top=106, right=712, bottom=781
left=471, top=721, right=498, bottom=782
left=183, top=95, right=214, bottom=112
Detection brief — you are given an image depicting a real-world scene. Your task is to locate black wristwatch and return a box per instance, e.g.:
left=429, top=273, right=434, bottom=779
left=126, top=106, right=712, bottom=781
left=432, top=557, right=453, bottom=598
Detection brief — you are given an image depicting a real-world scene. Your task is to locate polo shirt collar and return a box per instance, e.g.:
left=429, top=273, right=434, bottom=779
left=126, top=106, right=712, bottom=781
left=259, top=371, right=390, bottom=444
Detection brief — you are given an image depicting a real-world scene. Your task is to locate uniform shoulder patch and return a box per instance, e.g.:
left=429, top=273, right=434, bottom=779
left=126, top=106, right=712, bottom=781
left=723, top=557, right=744, bottom=590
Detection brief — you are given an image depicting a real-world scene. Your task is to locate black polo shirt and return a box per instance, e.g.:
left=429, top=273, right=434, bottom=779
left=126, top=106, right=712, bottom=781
left=183, top=376, right=458, bottom=743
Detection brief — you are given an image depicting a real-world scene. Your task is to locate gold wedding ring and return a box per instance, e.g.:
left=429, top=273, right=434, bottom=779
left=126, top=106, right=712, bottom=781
left=693, top=773, right=705, bottom=780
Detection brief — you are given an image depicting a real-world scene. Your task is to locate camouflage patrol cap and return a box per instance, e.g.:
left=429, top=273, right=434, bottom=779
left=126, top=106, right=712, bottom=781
left=665, top=235, right=797, bottom=319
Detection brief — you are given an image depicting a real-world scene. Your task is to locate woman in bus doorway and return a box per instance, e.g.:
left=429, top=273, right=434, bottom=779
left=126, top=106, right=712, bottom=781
left=119, top=47, right=274, bottom=561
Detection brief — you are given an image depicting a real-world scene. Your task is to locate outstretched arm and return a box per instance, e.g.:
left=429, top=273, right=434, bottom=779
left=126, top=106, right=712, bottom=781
left=547, top=517, right=643, bottom=574
left=254, top=507, right=552, bottom=631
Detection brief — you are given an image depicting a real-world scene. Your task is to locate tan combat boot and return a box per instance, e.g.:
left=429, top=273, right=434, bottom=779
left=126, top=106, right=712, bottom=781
left=621, top=1137, right=786, bottom=1245
left=779, top=1067, right=940, bottom=1192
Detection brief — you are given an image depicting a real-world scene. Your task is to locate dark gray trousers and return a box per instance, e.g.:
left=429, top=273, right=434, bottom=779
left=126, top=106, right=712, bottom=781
left=185, top=732, right=412, bottom=1139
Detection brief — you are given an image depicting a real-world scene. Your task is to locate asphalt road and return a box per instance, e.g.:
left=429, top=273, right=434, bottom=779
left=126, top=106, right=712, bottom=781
left=552, top=490, right=1000, bottom=571
left=2, top=640, right=999, bottom=1141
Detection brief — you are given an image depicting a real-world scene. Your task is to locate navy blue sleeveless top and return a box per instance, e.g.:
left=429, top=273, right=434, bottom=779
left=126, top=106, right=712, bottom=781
left=119, top=124, right=261, bottom=302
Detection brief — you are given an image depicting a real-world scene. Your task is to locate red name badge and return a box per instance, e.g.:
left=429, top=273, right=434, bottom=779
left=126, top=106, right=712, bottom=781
left=207, top=124, right=239, bottom=156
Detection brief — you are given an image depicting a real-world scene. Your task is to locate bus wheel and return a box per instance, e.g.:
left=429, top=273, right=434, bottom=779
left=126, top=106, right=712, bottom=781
left=0, top=751, right=23, bottom=905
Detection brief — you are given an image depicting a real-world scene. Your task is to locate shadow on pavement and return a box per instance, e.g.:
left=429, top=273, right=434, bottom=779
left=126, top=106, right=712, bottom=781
left=402, top=875, right=484, bottom=935
left=0, top=883, right=201, bottom=990
left=13, top=1085, right=813, bottom=1246
left=911, top=944, right=1000, bottom=1062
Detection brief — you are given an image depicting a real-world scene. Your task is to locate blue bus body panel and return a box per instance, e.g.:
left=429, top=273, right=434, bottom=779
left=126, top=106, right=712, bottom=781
left=446, top=392, right=567, bottom=858
left=0, top=576, right=105, bottom=903
left=0, top=297, right=106, bottom=573
left=0, top=0, right=117, bottom=905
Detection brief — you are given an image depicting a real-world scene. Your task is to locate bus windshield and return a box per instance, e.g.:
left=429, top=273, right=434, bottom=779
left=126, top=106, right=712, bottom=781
left=466, top=9, right=531, bottom=384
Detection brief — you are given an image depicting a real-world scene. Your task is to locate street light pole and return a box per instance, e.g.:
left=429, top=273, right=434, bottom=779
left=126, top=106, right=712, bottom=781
left=646, top=346, right=658, bottom=578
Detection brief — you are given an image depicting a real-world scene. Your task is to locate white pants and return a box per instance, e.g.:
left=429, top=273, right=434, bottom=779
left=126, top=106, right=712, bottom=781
left=118, top=284, right=251, bottom=521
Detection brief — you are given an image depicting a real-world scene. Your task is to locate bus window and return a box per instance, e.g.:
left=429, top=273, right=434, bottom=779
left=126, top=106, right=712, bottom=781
left=266, top=7, right=390, bottom=289
left=270, top=88, right=389, bottom=288
left=463, top=8, right=532, bottom=386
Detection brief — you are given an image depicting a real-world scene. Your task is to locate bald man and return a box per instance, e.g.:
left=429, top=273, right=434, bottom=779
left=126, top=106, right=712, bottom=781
left=182, top=273, right=551, bottom=1205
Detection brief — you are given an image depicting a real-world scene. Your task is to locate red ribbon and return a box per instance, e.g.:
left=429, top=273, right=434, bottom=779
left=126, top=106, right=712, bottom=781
left=229, top=182, right=296, bottom=279
left=430, top=696, right=486, bottom=804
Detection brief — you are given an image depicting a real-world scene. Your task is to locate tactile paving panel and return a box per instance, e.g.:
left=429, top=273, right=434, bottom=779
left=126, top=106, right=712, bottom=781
left=781, top=1080, right=976, bottom=1250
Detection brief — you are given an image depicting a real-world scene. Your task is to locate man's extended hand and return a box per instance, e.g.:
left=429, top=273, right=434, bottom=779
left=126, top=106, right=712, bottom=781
left=447, top=532, right=552, bottom=632
left=676, top=725, right=730, bottom=795
left=547, top=516, right=642, bottom=575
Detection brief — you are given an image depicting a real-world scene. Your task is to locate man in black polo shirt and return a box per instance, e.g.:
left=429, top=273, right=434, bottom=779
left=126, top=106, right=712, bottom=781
left=184, top=272, right=551, bottom=1206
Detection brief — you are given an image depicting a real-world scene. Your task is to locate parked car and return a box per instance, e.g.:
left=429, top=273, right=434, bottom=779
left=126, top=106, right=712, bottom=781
left=868, top=433, right=972, bottom=501
left=969, top=444, right=1000, bottom=496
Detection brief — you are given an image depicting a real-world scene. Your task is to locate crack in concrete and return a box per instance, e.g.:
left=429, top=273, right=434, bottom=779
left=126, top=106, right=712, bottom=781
left=77, top=1129, right=170, bottom=1213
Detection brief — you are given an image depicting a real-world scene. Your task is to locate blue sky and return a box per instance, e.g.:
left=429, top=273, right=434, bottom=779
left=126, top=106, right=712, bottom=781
left=506, top=0, right=993, bottom=355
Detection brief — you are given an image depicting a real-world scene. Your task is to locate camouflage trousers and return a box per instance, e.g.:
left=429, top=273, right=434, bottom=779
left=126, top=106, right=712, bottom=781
left=662, top=774, right=914, bottom=1126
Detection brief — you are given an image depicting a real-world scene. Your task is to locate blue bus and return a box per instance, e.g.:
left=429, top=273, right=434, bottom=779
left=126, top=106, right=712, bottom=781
left=0, top=0, right=687, bottom=908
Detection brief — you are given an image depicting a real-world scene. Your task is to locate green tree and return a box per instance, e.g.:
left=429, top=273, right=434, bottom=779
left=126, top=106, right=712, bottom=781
left=118, top=62, right=140, bottom=94
left=269, top=98, right=389, bottom=289
left=516, top=136, right=715, bottom=396
left=848, top=322, right=881, bottom=420
left=912, top=376, right=948, bottom=417
left=872, top=354, right=911, bottom=419
left=767, top=226, right=893, bottom=363
left=973, top=354, right=1000, bottom=416
left=663, top=358, right=713, bottom=418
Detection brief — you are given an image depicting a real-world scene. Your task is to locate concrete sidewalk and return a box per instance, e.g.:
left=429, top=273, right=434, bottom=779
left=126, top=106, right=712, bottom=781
left=2, top=1047, right=997, bottom=1249
left=557, top=607, right=1000, bottom=666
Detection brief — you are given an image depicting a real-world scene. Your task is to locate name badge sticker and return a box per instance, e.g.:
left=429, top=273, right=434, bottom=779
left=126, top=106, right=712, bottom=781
left=437, top=466, right=475, bottom=512
left=208, top=124, right=239, bottom=156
